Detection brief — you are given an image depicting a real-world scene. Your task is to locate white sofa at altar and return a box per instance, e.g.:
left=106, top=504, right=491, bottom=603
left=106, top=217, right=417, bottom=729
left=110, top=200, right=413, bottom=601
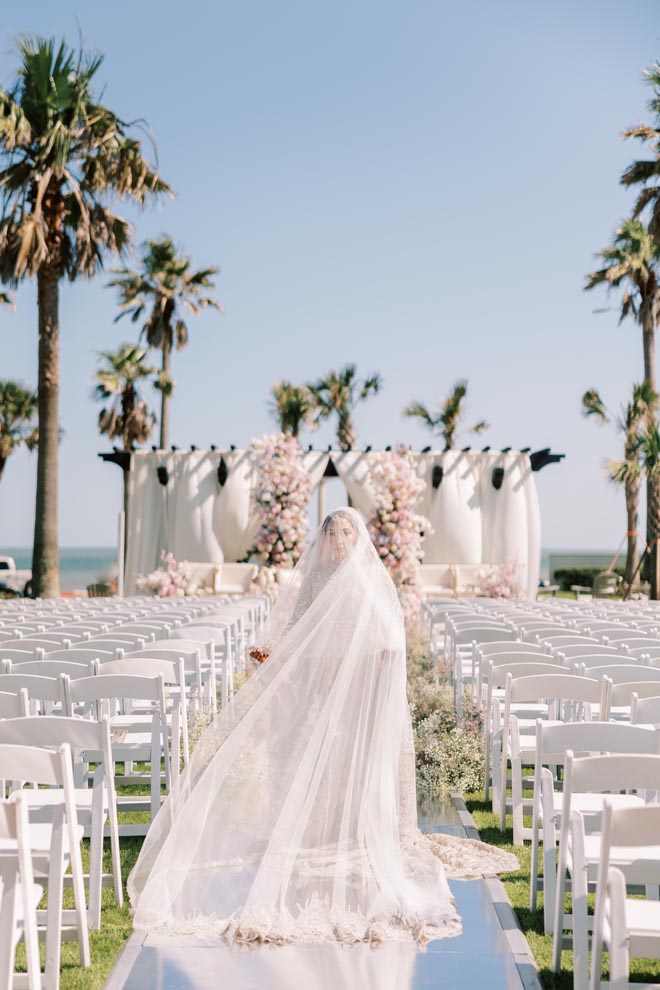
left=186, top=562, right=258, bottom=596
left=419, top=563, right=499, bottom=599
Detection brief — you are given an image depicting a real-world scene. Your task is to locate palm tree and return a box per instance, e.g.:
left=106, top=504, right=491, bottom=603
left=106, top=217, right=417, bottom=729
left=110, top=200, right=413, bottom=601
left=622, top=419, right=660, bottom=595
left=94, top=343, right=156, bottom=540
left=621, top=62, right=660, bottom=240
left=0, top=37, right=170, bottom=597
left=270, top=380, right=315, bottom=437
left=581, top=383, right=654, bottom=586
left=94, top=343, right=156, bottom=451
left=308, top=365, right=381, bottom=451
left=109, top=236, right=221, bottom=450
left=0, top=379, right=38, bottom=483
left=585, top=219, right=660, bottom=596
left=403, top=380, right=489, bottom=450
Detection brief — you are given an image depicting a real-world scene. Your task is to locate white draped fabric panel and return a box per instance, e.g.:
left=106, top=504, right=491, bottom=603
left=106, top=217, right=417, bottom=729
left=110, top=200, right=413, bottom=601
left=123, top=448, right=543, bottom=599
left=331, top=450, right=380, bottom=518
left=212, top=449, right=258, bottom=564
left=416, top=451, right=483, bottom=565
left=479, top=451, right=541, bottom=598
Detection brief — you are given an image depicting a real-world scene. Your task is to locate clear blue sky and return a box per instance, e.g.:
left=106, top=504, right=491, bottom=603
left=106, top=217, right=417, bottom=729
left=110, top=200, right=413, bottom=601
left=0, top=0, right=657, bottom=550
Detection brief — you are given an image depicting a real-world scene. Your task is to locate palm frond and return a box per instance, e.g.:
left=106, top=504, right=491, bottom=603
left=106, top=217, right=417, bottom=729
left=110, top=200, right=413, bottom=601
left=581, top=388, right=609, bottom=423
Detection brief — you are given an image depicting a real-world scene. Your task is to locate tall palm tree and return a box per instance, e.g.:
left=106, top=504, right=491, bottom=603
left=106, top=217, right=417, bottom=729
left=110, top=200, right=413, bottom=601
left=270, top=380, right=314, bottom=438
left=0, top=379, right=38, bottom=483
left=403, top=380, right=488, bottom=450
left=94, top=343, right=156, bottom=451
left=581, top=383, right=654, bottom=586
left=622, top=419, right=660, bottom=594
left=621, top=62, right=660, bottom=240
left=109, top=236, right=221, bottom=450
left=308, top=365, right=381, bottom=451
left=585, top=219, right=660, bottom=596
left=94, top=343, right=156, bottom=536
left=0, top=37, right=170, bottom=597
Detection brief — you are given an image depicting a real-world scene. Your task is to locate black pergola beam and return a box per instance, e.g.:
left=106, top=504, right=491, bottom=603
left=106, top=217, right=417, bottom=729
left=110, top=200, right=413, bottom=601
left=99, top=447, right=565, bottom=476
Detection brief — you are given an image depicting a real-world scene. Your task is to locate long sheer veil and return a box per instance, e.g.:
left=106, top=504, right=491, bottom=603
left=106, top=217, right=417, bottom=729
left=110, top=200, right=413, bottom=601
left=128, top=508, right=515, bottom=945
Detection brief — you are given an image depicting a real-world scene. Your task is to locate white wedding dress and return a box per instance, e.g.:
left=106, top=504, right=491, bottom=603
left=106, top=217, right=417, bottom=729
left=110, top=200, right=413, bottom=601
left=128, top=508, right=516, bottom=946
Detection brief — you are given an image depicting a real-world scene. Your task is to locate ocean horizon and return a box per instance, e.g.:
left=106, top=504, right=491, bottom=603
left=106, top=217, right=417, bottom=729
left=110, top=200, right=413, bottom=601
left=0, top=546, right=621, bottom=593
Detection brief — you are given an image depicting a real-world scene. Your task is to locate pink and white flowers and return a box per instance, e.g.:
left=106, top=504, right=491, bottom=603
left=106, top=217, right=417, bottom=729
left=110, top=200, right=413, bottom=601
left=472, top=561, right=522, bottom=598
left=249, top=434, right=313, bottom=580
left=137, top=550, right=191, bottom=597
left=367, top=445, right=431, bottom=630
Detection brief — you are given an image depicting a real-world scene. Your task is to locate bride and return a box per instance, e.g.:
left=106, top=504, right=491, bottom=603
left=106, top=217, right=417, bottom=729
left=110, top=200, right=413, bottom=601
left=128, top=508, right=516, bottom=946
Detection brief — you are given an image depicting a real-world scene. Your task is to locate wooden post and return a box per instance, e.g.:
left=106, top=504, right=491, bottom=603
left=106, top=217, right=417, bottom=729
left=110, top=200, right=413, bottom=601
left=318, top=479, right=327, bottom=527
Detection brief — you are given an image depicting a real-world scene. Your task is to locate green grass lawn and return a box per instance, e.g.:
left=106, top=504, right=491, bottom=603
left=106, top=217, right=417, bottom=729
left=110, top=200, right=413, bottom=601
left=465, top=793, right=660, bottom=988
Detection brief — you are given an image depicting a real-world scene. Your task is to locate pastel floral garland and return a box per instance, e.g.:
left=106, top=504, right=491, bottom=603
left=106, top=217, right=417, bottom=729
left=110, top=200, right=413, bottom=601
left=249, top=433, right=313, bottom=593
left=367, top=444, right=431, bottom=630
left=137, top=550, right=191, bottom=597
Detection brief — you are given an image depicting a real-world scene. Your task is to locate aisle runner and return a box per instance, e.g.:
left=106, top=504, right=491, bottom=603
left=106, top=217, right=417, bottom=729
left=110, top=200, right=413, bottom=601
left=105, top=797, right=539, bottom=990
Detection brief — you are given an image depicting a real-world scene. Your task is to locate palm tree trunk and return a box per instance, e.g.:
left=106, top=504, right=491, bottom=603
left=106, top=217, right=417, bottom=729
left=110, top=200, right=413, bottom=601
left=624, top=477, right=640, bottom=587
left=643, top=319, right=660, bottom=598
left=0, top=456, right=6, bottom=483
left=32, top=268, right=60, bottom=598
left=159, top=339, right=171, bottom=450
left=337, top=414, right=355, bottom=453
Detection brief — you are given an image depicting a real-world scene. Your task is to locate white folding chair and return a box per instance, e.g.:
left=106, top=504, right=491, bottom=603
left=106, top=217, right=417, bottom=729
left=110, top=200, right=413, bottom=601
left=0, top=715, right=122, bottom=930
left=0, top=690, right=29, bottom=719
left=0, top=794, right=42, bottom=990
left=552, top=745, right=660, bottom=990
left=67, top=673, right=171, bottom=835
left=0, top=673, right=67, bottom=716
left=590, top=802, right=660, bottom=990
left=482, top=658, right=565, bottom=808
left=631, top=692, right=660, bottom=724
left=501, top=673, right=611, bottom=842
left=0, top=742, right=90, bottom=990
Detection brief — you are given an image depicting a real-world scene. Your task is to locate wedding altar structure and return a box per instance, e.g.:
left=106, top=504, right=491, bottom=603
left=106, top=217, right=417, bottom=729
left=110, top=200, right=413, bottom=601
left=101, top=446, right=562, bottom=600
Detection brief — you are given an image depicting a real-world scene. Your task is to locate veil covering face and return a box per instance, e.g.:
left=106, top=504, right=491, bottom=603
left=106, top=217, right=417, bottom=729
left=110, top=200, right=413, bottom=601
left=128, top=508, right=515, bottom=945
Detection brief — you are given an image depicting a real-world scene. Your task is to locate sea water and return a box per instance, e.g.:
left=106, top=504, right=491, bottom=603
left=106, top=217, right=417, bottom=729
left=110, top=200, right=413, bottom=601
left=1, top=547, right=117, bottom=593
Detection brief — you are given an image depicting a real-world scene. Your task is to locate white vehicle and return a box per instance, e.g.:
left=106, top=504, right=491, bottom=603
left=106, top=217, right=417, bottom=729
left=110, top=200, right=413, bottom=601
left=0, top=556, right=32, bottom=594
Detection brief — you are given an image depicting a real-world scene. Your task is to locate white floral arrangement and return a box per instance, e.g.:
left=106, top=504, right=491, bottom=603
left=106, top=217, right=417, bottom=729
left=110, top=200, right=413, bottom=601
left=472, top=561, right=522, bottom=599
left=367, top=444, right=432, bottom=631
left=137, top=550, right=191, bottom=597
left=248, top=433, right=313, bottom=597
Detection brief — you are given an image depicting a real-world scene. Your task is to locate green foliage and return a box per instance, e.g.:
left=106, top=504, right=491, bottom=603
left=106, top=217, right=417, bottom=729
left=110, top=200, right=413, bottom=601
left=94, top=343, right=156, bottom=449
left=270, top=380, right=315, bottom=437
left=0, top=378, right=38, bottom=478
left=407, top=632, right=484, bottom=797
left=109, top=236, right=221, bottom=353
left=0, top=36, right=171, bottom=284
left=553, top=566, right=624, bottom=590
left=307, top=363, right=381, bottom=451
left=403, top=379, right=489, bottom=450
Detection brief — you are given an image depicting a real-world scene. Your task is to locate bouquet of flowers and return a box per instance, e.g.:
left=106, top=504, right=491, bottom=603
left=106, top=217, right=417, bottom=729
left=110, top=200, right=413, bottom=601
left=136, top=550, right=191, bottom=598
left=473, top=560, right=522, bottom=598
left=367, top=445, right=431, bottom=631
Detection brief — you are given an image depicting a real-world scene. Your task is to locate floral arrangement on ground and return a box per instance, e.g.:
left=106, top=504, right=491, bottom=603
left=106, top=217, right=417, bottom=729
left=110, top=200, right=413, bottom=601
left=407, top=632, right=484, bottom=796
left=136, top=550, right=191, bottom=597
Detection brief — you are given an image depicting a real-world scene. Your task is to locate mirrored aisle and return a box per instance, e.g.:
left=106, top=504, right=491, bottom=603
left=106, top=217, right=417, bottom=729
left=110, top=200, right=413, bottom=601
left=106, top=804, right=537, bottom=990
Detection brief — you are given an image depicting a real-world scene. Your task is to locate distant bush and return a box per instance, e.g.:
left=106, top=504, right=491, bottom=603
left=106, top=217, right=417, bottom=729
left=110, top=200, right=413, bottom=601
left=553, top=566, right=624, bottom=590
